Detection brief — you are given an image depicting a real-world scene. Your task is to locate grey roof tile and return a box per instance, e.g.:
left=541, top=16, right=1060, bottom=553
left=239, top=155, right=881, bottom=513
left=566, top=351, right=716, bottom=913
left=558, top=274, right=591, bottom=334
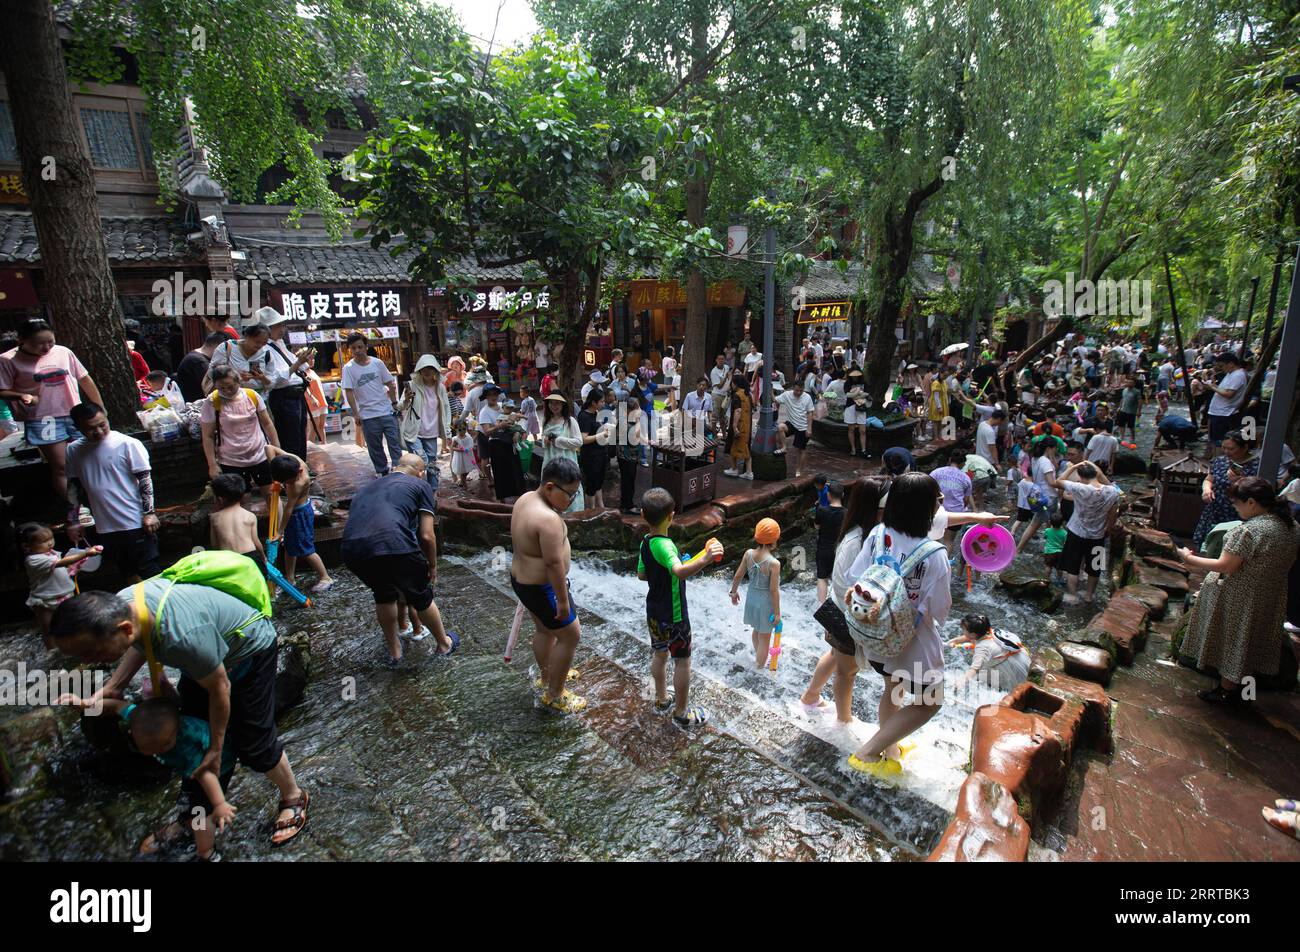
left=0, top=212, right=202, bottom=265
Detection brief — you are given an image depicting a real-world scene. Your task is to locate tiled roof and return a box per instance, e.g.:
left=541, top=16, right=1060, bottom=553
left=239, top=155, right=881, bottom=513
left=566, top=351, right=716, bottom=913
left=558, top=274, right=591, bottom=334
left=232, top=240, right=547, bottom=286
left=0, top=212, right=202, bottom=265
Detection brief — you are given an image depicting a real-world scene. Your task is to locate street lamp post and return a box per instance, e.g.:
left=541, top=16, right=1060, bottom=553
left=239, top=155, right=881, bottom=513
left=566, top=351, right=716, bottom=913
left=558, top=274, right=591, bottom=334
left=753, top=201, right=780, bottom=455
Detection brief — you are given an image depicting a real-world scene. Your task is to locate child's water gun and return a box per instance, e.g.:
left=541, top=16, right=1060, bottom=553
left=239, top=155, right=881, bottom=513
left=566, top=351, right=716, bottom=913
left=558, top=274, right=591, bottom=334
left=264, top=482, right=312, bottom=608
left=768, top=613, right=784, bottom=671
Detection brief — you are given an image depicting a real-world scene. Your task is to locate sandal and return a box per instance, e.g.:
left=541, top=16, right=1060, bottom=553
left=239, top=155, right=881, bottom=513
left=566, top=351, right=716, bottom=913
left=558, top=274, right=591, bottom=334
left=436, top=631, right=461, bottom=657
left=653, top=694, right=674, bottom=714
left=139, top=817, right=190, bottom=855
left=271, top=789, right=310, bottom=846
left=1274, top=799, right=1300, bottom=812
left=672, top=706, right=708, bottom=727
left=846, top=753, right=903, bottom=780
left=540, top=690, right=587, bottom=714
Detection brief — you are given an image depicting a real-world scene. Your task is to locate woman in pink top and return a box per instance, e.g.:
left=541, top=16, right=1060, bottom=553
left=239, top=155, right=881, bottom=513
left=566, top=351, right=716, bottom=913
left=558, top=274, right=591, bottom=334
left=199, top=365, right=280, bottom=495
left=0, top=319, right=103, bottom=497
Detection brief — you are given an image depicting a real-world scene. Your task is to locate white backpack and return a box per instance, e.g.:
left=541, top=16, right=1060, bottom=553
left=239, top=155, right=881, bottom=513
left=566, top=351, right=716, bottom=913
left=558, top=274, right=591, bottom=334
left=846, top=526, right=944, bottom=661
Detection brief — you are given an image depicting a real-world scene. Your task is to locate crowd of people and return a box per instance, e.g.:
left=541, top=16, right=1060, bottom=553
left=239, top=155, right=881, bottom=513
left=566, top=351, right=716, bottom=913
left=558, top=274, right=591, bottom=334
left=4, top=309, right=1300, bottom=855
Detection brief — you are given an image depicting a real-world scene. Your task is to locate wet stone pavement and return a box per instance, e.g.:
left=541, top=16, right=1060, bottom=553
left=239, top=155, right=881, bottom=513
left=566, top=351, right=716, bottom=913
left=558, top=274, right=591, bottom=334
left=0, top=562, right=906, bottom=862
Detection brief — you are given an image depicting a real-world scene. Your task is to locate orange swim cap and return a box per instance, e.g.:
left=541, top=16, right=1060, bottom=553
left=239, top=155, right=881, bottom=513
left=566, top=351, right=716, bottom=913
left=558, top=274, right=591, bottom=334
left=754, top=518, right=781, bottom=545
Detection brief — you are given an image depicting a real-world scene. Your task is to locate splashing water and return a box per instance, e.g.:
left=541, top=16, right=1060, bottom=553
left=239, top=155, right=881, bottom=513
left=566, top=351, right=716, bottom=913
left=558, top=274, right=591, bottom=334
left=463, top=551, right=1016, bottom=819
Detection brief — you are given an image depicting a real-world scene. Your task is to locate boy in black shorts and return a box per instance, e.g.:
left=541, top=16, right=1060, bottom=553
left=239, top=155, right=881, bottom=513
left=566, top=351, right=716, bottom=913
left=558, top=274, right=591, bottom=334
left=815, top=480, right=844, bottom=607
left=637, top=487, right=722, bottom=727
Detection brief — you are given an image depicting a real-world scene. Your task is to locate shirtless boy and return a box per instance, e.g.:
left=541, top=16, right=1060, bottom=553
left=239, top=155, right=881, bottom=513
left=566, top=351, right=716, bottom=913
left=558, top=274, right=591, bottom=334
left=509, top=457, right=586, bottom=713
left=209, top=474, right=266, bottom=574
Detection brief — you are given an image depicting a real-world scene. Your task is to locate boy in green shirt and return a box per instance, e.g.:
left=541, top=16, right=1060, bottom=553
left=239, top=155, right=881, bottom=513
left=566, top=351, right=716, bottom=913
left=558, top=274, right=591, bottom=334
left=1042, top=512, right=1068, bottom=585
left=637, top=487, right=723, bottom=727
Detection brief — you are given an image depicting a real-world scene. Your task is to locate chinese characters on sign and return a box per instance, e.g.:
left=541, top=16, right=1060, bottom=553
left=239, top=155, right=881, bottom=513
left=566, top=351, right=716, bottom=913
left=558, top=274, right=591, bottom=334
left=797, top=301, right=850, bottom=324
left=0, top=174, right=29, bottom=205
left=628, top=279, right=745, bottom=310
left=454, top=287, right=552, bottom=314
left=278, top=289, right=402, bottom=322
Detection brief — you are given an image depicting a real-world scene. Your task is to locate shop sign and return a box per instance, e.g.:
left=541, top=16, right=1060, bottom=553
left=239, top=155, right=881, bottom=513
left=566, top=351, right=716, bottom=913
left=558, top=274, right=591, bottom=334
left=628, top=279, right=744, bottom=310
left=0, top=174, right=29, bottom=206
left=278, top=289, right=402, bottom=322
left=797, top=301, right=850, bottom=324
left=455, top=287, right=551, bottom=314
left=287, top=326, right=401, bottom=345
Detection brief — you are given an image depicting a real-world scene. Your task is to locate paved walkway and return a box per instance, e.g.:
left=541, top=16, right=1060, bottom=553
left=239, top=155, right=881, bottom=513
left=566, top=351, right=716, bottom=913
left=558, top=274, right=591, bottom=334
left=1041, top=598, right=1300, bottom=861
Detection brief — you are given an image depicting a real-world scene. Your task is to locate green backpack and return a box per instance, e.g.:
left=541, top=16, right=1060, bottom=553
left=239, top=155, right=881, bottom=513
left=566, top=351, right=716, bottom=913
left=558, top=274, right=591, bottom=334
left=159, top=550, right=273, bottom=623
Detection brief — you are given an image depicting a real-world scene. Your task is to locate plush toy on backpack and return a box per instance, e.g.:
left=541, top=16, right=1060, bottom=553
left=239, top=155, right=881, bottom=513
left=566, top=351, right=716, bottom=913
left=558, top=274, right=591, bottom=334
left=845, top=528, right=945, bottom=661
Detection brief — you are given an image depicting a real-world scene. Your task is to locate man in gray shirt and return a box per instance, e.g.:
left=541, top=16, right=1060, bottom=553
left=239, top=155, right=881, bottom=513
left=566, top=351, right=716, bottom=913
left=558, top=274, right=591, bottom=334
left=52, top=577, right=310, bottom=848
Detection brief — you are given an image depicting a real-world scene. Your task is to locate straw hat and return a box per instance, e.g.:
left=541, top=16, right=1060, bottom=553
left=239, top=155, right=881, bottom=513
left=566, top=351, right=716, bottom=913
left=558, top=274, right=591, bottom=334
left=754, top=518, right=781, bottom=545
left=543, top=391, right=568, bottom=404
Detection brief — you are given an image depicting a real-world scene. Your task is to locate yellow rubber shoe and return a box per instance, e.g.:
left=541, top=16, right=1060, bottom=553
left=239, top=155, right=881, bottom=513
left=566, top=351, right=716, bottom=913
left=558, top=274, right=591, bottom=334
left=541, top=690, right=588, bottom=714
left=847, top=753, right=903, bottom=779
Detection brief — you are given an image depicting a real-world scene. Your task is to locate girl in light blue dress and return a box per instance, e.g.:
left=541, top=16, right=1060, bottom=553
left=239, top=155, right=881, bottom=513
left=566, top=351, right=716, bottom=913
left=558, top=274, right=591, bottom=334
left=730, top=518, right=782, bottom=669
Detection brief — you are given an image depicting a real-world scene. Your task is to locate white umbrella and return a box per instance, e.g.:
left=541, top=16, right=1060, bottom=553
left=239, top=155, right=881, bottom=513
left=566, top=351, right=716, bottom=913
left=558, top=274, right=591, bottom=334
left=939, top=342, right=968, bottom=357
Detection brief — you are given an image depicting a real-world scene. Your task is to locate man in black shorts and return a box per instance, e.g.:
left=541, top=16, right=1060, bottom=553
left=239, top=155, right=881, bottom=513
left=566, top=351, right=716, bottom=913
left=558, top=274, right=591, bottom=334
left=775, top=378, right=816, bottom=478
left=341, top=452, right=458, bottom=663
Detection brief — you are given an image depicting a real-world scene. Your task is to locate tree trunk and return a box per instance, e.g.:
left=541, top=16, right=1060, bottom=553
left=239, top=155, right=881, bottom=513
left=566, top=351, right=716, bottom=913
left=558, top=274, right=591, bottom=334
left=1002, top=317, right=1073, bottom=396
left=863, top=211, right=923, bottom=407
left=0, top=0, right=139, bottom=427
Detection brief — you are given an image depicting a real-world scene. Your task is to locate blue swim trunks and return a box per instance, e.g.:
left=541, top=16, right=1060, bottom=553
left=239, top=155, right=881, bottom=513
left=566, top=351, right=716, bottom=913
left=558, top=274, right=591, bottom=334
left=510, top=574, right=577, bottom=630
left=283, top=502, right=316, bottom=557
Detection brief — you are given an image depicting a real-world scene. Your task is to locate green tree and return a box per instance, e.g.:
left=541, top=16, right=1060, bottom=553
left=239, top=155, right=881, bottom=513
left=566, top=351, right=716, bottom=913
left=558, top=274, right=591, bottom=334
left=0, top=0, right=462, bottom=425
left=353, top=35, right=718, bottom=397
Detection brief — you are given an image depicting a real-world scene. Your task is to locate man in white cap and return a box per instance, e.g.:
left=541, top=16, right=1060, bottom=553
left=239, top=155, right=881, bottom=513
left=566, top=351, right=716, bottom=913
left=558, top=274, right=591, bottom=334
left=256, top=305, right=316, bottom=462
left=580, top=369, right=608, bottom=404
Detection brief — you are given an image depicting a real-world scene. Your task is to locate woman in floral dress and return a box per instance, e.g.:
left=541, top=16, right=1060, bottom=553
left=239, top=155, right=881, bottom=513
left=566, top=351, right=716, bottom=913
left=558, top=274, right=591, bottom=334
left=1178, top=476, right=1300, bottom=705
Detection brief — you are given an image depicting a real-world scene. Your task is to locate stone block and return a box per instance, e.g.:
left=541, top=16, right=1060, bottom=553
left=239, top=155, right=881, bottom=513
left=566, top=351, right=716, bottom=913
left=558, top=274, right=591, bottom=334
left=1114, top=583, right=1169, bottom=619
left=928, top=772, right=1031, bottom=862
left=970, top=702, right=1069, bottom=821
left=1058, top=640, right=1115, bottom=686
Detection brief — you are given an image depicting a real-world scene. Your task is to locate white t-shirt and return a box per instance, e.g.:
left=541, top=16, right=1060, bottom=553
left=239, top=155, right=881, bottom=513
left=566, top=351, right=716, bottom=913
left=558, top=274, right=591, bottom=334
left=1208, top=368, right=1248, bottom=417
left=975, top=420, right=998, bottom=464
left=709, top=365, right=730, bottom=395
left=1031, top=454, right=1058, bottom=502
left=744, top=351, right=763, bottom=373
left=477, top=404, right=501, bottom=428
left=1064, top=481, right=1122, bottom=539
left=1085, top=433, right=1118, bottom=466
left=66, top=431, right=151, bottom=533
left=847, top=524, right=951, bottom=684
left=776, top=390, right=815, bottom=432
left=341, top=358, right=395, bottom=420
left=831, top=526, right=867, bottom=606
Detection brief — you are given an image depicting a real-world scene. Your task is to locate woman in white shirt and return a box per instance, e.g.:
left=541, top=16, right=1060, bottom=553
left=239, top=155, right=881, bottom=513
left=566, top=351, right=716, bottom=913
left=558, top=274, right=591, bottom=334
left=1017, top=438, right=1061, bottom=549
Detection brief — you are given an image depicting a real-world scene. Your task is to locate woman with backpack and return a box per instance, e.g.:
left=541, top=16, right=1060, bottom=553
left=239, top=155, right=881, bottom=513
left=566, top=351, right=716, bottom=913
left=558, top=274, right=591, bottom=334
left=842, top=472, right=952, bottom=779
left=200, top=365, right=280, bottom=497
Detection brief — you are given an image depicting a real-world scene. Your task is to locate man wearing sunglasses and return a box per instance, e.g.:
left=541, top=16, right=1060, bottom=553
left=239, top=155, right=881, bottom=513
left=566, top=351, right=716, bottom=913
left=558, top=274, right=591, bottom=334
left=510, top=458, right=586, bottom=714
